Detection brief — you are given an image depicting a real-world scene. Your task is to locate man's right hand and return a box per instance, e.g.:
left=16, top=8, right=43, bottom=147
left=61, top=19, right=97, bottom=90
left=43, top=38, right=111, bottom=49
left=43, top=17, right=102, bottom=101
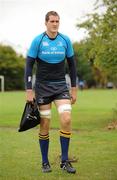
left=26, top=89, right=34, bottom=102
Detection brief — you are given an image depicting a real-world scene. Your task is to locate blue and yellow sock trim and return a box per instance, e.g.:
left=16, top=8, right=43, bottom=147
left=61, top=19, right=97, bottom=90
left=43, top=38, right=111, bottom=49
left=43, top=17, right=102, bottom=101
left=59, top=130, right=71, bottom=138
left=39, top=133, right=49, bottom=140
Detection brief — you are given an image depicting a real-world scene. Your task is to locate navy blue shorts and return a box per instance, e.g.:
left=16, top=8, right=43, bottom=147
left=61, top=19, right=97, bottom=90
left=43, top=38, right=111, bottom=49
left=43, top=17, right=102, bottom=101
left=35, top=81, right=70, bottom=105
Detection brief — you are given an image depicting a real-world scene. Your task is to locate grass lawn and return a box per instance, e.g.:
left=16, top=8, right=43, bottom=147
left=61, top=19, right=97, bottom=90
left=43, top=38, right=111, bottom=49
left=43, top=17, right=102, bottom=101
left=0, top=89, right=117, bottom=130
left=0, top=89, right=117, bottom=180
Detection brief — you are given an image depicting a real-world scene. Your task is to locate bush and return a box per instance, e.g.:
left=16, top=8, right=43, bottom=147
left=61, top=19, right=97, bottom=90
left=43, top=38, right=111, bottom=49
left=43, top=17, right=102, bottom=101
left=0, top=45, right=25, bottom=90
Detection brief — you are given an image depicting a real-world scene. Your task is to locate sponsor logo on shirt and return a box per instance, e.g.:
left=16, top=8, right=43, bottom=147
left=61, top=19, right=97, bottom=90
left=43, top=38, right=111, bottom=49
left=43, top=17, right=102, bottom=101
left=41, top=51, right=64, bottom=55
left=57, top=41, right=63, bottom=46
left=50, top=47, right=57, bottom=51
left=42, top=41, right=49, bottom=46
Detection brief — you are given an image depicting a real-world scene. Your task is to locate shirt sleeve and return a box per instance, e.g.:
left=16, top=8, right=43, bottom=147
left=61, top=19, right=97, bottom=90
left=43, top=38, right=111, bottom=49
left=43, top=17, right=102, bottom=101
left=27, top=36, right=39, bottom=58
left=25, top=56, right=35, bottom=89
left=65, top=36, right=74, bottom=58
left=67, top=56, right=77, bottom=87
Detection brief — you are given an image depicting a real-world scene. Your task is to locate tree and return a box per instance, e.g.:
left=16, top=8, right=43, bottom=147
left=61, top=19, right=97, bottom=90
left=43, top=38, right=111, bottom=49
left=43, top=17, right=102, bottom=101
left=73, top=41, right=97, bottom=88
left=76, top=0, right=117, bottom=87
left=0, top=44, right=25, bottom=90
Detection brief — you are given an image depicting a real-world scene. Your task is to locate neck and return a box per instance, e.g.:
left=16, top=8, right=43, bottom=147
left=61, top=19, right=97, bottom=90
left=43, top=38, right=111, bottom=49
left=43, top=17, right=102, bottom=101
left=46, top=31, right=58, bottom=39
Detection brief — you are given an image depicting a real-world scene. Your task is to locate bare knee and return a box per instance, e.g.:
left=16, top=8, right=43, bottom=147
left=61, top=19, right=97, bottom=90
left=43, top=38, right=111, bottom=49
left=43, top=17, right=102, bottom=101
left=39, top=108, right=51, bottom=134
left=40, top=118, right=49, bottom=128
left=40, top=118, right=50, bottom=134
left=60, top=112, right=71, bottom=131
left=62, top=113, right=71, bottom=125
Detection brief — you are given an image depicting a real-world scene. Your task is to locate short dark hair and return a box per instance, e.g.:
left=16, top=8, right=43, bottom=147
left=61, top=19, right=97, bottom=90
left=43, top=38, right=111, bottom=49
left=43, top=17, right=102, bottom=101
left=45, top=11, right=60, bottom=22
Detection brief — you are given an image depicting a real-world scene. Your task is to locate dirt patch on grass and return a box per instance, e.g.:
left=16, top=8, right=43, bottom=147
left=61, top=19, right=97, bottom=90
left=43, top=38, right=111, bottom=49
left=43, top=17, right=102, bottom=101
left=51, top=154, right=78, bottom=165
left=107, top=120, right=117, bottom=130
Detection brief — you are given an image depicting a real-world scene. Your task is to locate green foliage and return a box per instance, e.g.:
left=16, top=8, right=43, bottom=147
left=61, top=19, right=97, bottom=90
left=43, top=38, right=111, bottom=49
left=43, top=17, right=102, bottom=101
left=73, top=41, right=96, bottom=87
left=0, top=44, right=25, bottom=90
left=76, top=0, right=117, bottom=86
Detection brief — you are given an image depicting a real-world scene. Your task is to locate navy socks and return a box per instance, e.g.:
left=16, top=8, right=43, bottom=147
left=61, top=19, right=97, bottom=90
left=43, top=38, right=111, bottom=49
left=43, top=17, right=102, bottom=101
left=39, top=133, right=49, bottom=164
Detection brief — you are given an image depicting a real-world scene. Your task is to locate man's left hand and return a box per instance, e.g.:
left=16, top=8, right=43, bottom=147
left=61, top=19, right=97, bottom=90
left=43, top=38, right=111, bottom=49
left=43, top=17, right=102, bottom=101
left=71, top=87, right=77, bottom=104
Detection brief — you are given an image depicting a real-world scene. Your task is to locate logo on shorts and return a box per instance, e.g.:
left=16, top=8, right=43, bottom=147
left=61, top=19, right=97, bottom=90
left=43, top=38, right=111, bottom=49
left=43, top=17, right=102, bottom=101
left=38, top=98, right=44, bottom=104
left=62, top=94, right=69, bottom=98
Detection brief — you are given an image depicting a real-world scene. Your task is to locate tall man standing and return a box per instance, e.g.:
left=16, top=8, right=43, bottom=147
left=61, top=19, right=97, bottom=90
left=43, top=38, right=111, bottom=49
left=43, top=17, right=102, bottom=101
left=25, top=11, right=77, bottom=174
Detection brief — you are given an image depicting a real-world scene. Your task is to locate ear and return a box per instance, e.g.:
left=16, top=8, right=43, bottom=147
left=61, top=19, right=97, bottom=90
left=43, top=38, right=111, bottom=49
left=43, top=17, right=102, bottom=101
left=45, top=21, right=47, bottom=26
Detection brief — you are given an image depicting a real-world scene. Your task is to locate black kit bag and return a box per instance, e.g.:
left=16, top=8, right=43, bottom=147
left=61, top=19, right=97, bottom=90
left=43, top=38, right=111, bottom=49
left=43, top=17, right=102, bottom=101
left=18, top=100, right=40, bottom=132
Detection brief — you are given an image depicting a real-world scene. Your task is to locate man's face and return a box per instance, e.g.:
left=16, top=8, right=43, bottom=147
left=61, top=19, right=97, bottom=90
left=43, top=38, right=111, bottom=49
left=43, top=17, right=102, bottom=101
left=45, top=15, right=60, bottom=33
